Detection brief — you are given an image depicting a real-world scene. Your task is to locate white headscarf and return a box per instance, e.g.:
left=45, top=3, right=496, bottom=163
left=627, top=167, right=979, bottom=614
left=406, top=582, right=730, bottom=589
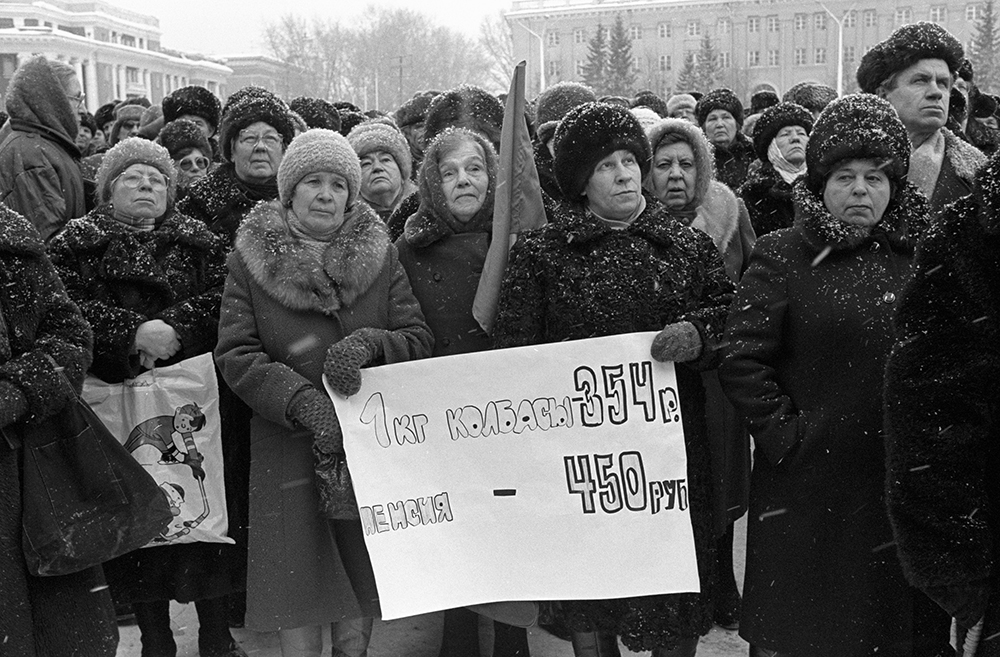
left=768, top=138, right=807, bottom=184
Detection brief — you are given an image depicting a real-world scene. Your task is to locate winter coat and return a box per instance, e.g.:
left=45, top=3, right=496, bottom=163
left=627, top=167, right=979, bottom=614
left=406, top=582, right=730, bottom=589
left=738, top=161, right=797, bottom=237
left=712, top=131, right=755, bottom=192
left=926, top=128, right=985, bottom=214
left=0, top=209, right=117, bottom=656
left=214, top=200, right=432, bottom=631
left=720, top=179, right=946, bottom=656
left=0, top=58, right=85, bottom=242
left=493, top=199, right=734, bottom=650
left=176, top=161, right=278, bottom=246
left=46, top=204, right=238, bottom=605
left=885, top=155, right=1000, bottom=654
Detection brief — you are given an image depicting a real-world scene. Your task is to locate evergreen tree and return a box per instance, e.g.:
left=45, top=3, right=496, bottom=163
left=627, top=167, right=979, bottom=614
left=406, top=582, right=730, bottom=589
left=606, top=14, right=636, bottom=95
left=676, top=52, right=699, bottom=94
left=694, top=33, right=721, bottom=91
left=971, top=0, right=1000, bottom=94
left=581, top=23, right=608, bottom=93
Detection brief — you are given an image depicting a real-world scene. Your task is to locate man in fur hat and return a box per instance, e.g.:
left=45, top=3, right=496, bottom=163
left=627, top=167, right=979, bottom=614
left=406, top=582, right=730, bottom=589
left=857, top=21, right=986, bottom=212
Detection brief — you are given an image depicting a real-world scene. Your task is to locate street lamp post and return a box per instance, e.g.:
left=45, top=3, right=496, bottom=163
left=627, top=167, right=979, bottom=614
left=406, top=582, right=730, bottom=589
left=512, top=18, right=545, bottom=94
left=816, top=0, right=844, bottom=96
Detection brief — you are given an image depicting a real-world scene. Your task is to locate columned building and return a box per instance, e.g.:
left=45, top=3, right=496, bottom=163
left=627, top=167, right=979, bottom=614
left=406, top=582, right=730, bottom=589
left=506, top=0, right=984, bottom=100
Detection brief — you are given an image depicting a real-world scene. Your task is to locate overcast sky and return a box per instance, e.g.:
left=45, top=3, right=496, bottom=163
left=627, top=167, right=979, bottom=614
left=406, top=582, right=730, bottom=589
left=110, top=0, right=514, bottom=56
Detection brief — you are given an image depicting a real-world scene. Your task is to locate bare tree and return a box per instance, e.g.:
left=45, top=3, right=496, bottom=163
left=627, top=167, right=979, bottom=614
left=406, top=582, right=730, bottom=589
left=479, top=12, right=518, bottom=92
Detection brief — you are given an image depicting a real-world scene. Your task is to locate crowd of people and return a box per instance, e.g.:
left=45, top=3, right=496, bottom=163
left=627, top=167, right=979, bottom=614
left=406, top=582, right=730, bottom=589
left=2, top=16, right=1000, bottom=657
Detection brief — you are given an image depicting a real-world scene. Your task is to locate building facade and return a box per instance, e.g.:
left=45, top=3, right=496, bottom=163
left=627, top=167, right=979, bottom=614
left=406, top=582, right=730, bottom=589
left=506, top=0, right=985, bottom=100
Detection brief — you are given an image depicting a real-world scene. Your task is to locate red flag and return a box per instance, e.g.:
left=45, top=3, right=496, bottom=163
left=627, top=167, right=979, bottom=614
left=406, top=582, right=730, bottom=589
left=473, top=61, right=546, bottom=334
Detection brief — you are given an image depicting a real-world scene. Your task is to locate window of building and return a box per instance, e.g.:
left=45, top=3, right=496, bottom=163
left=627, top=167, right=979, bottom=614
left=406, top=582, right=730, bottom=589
left=658, top=22, right=671, bottom=38
left=574, top=28, right=585, bottom=43
left=719, top=51, right=731, bottom=67
left=794, top=48, right=807, bottom=65
left=795, top=13, right=808, bottom=29
left=967, top=4, right=983, bottom=20
left=126, top=67, right=139, bottom=83
left=630, top=25, right=642, bottom=40
left=687, top=20, right=701, bottom=36
left=930, top=6, right=947, bottom=21
left=864, top=9, right=878, bottom=26
left=548, top=60, right=561, bottom=77
left=815, top=12, right=827, bottom=29
left=815, top=48, right=827, bottom=64
left=895, top=7, right=913, bottom=24
left=748, top=50, right=761, bottom=67
left=748, top=16, right=761, bottom=32
left=576, top=60, right=585, bottom=76
left=632, top=58, right=641, bottom=72
left=717, top=17, right=731, bottom=34
left=0, top=17, right=13, bottom=28
left=23, top=18, right=38, bottom=26
left=845, top=45, right=856, bottom=62
left=844, top=10, right=857, bottom=27
left=121, top=34, right=135, bottom=47
left=547, top=30, right=559, bottom=46
left=43, top=21, right=51, bottom=27
left=768, top=49, right=780, bottom=66
left=659, top=54, right=672, bottom=71
left=767, top=15, right=780, bottom=31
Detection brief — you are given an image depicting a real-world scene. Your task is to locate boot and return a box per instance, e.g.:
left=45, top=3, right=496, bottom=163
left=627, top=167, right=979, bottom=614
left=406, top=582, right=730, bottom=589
left=570, top=631, right=621, bottom=657
left=278, top=625, right=322, bottom=657
left=651, top=637, right=699, bottom=657
left=133, top=599, right=177, bottom=657
left=332, top=617, right=373, bottom=657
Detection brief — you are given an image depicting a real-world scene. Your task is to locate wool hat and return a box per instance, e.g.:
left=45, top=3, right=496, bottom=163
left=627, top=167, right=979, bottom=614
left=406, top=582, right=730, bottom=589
left=289, top=97, right=342, bottom=132
left=395, top=90, right=440, bottom=129
left=553, top=101, right=651, bottom=203
left=157, top=119, right=212, bottom=161
left=162, top=86, right=222, bottom=133
left=805, top=94, right=910, bottom=194
left=423, top=85, right=504, bottom=149
left=781, top=82, right=837, bottom=114
left=750, top=90, right=779, bottom=116
left=96, top=136, right=177, bottom=205
left=752, top=102, right=815, bottom=161
left=277, top=128, right=362, bottom=209
left=109, top=103, right=146, bottom=145
left=347, top=120, right=412, bottom=182
left=534, top=81, right=597, bottom=144
left=631, top=90, right=668, bottom=118
left=630, top=106, right=662, bottom=131
left=696, top=88, right=744, bottom=127
left=218, top=91, right=295, bottom=162
left=856, top=22, right=964, bottom=93
left=138, top=104, right=164, bottom=140
left=666, top=93, right=697, bottom=117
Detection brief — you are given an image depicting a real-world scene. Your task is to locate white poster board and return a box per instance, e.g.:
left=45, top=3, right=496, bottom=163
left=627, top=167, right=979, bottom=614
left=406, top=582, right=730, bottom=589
left=327, top=332, right=699, bottom=621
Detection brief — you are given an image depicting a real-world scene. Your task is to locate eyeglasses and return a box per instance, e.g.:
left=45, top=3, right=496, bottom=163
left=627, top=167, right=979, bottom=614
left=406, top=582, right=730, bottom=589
left=115, top=171, right=168, bottom=191
left=66, top=93, right=85, bottom=109
left=177, top=155, right=210, bottom=172
left=237, top=131, right=282, bottom=150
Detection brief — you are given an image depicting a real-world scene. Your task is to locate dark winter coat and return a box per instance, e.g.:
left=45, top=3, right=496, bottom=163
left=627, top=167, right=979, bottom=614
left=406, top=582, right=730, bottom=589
left=176, top=161, right=278, bottom=246
left=214, top=200, right=432, bottom=631
left=738, top=161, right=797, bottom=237
left=0, top=58, right=85, bottom=242
left=46, top=204, right=238, bottom=605
left=712, top=131, right=755, bottom=192
left=926, top=128, right=985, bottom=214
left=720, top=179, right=944, bottom=656
left=493, top=199, right=734, bottom=650
left=885, top=153, right=1000, bottom=654
left=385, top=189, right=420, bottom=241
left=0, top=209, right=117, bottom=656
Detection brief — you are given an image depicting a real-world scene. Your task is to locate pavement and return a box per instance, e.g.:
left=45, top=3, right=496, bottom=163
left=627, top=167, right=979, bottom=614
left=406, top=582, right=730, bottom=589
left=116, top=518, right=749, bottom=657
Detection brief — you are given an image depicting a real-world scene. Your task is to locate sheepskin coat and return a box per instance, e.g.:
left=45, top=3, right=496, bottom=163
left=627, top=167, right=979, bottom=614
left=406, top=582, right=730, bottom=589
left=493, top=199, right=734, bottom=650
left=885, top=153, right=1000, bottom=654
left=720, top=179, right=948, bottom=656
left=0, top=209, right=117, bottom=657
left=215, top=200, right=432, bottom=630
left=925, top=128, right=986, bottom=213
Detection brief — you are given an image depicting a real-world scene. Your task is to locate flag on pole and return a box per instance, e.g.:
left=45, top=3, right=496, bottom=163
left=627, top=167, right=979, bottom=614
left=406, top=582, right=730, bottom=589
left=472, top=60, right=546, bottom=334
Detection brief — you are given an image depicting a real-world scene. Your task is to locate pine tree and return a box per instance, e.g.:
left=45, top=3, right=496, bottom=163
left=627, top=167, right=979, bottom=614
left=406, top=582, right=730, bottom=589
left=606, top=14, right=636, bottom=95
left=694, top=33, right=721, bottom=91
left=581, top=23, right=608, bottom=93
left=676, top=51, right=699, bottom=94
left=971, top=0, right=1000, bottom=94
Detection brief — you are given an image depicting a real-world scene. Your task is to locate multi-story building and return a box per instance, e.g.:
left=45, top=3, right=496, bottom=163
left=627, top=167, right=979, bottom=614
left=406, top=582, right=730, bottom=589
left=0, top=0, right=231, bottom=113
left=506, top=0, right=985, bottom=101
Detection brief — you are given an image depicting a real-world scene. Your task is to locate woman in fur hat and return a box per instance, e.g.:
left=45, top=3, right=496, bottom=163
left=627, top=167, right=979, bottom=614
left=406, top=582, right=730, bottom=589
left=46, top=137, right=245, bottom=657
left=645, top=117, right=754, bottom=632
left=214, top=129, right=432, bottom=657
left=159, top=118, right=214, bottom=200
left=738, top=102, right=814, bottom=237
left=494, top=101, right=734, bottom=657
left=719, top=94, right=951, bottom=656
left=348, top=120, right=416, bottom=221
left=695, top=88, right=755, bottom=191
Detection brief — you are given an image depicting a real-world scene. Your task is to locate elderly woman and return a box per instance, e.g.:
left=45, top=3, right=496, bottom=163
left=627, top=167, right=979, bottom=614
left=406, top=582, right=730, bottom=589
left=719, top=95, right=950, bottom=656
left=738, top=103, right=814, bottom=237
left=494, top=102, right=734, bottom=657
left=0, top=56, right=85, bottom=240
left=214, top=129, right=433, bottom=657
left=0, top=208, right=117, bottom=656
left=695, top=89, right=755, bottom=191
left=395, top=126, right=530, bottom=657
left=159, top=118, right=214, bottom=200
left=46, top=138, right=243, bottom=656
left=644, top=117, right=754, bottom=631
left=347, top=120, right=416, bottom=221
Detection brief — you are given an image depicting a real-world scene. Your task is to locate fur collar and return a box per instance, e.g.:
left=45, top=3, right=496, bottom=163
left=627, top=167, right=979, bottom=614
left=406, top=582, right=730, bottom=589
left=0, top=206, right=45, bottom=256
left=59, top=204, right=220, bottom=254
left=972, top=151, right=1000, bottom=235
left=793, top=177, right=931, bottom=254
left=235, top=200, right=389, bottom=315
left=550, top=193, right=685, bottom=248
left=181, top=163, right=261, bottom=223
left=944, top=127, right=987, bottom=184
left=689, top=181, right=739, bottom=255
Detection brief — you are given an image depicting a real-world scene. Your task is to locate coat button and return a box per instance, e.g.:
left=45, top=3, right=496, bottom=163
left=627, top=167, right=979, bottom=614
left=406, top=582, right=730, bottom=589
left=433, top=273, right=442, bottom=282
left=442, top=338, right=451, bottom=347
left=870, top=241, right=880, bottom=252
left=882, top=292, right=896, bottom=304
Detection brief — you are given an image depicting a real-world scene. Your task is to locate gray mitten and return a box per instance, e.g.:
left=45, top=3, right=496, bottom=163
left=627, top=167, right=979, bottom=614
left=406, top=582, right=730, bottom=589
left=324, top=328, right=388, bottom=397
left=650, top=321, right=703, bottom=363
left=288, top=388, right=343, bottom=454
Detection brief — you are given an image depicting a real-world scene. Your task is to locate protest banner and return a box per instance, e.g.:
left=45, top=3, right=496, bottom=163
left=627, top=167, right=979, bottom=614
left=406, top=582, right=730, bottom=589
left=327, top=332, right=700, bottom=621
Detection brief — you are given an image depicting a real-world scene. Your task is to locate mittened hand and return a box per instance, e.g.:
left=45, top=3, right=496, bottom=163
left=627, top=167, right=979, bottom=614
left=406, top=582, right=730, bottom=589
left=650, top=321, right=703, bottom=363
left=288, top=388, right=343, bottom=454
left=324, top=328, right=387, bottom=397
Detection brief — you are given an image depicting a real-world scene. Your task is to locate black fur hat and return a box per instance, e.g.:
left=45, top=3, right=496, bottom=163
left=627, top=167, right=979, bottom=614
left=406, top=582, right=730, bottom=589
left=337, top=109, right=367, bottom=137
left=695, top=88, right=744, bottom=127
left=805, top=94, right=910, bottom=193
left=631, top=90, right=668, bottom=117
left=424, top=85, right=504, bottom=149
left=95, top=101, right=117, bottom=131
left=289, top=97, right=342, bottom=132
left=752, top=102, right=814, bottom=161
left=218, top=91, right=295, bottom=162
left=750, top=90, right=779, bottom=116
left=157, top=118, right=212, bottom=160
left=534, top=81, right=597, bottom=144
left=162, top=86, right=222, bottom=132
left=782, top=82, right=838, bottom=114
left=553, top=101, right=651, bottom=203
left=856, top=22, right=964, bottom=94
left=394, top=90, right=440, bottom=129
left=221, top=86, right=270, bottom=118
left=78, top=111, right=97, bottom=135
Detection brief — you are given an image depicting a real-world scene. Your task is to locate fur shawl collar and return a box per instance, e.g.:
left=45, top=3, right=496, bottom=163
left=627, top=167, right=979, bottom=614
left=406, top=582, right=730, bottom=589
left=793, top=178, right=931, bottom=254
left=689, top=181, right=740, bottom=255
left=0, top=206, right=44, bottom=257
left=944, top=127, right=987, bottom=184
left=60, top=204, right=219, bottom=253
left=235, top=200, right=389, bottom=315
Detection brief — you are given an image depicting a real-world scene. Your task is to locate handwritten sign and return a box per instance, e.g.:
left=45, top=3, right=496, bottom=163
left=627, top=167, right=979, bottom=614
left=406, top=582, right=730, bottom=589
left=327, top=332, right=700, bottom=621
